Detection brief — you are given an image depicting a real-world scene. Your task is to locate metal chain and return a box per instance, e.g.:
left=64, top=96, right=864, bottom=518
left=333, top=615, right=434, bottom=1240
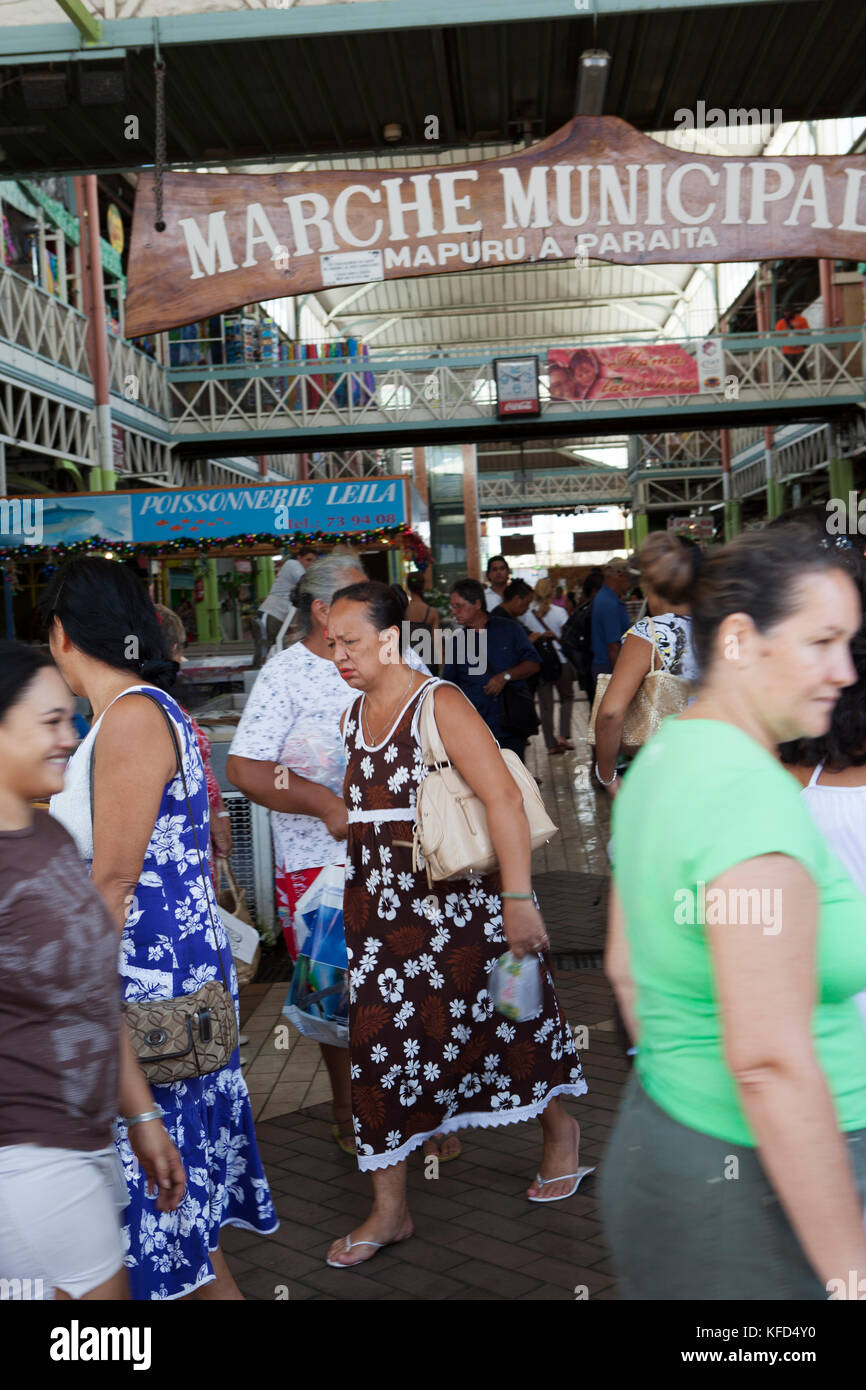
left=153, top=60, right=167, bottom=231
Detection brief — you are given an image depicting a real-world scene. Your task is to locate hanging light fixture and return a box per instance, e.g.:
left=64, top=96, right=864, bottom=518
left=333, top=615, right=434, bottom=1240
left=576, top=50, right=610, bottom=116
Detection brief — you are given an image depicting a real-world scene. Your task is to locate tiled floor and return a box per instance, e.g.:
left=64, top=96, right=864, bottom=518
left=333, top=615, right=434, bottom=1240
left=229, top=693, right=627, bottom=1299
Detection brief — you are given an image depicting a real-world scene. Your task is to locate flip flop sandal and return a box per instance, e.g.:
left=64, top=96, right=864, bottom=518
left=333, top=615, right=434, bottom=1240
left=527, top=1165, right=596, bottom=1203
left=326, top=1232, right=411, bottom=1269
left=331, top=1124, right=358, bottom=1157
left=423, top=1136, right=463, bottom=1164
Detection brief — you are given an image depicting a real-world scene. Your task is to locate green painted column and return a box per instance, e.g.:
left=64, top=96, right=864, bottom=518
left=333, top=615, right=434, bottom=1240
left=767, top=478, right=787, bottom=519
left=632, top=513, right=650, bottom=546
left=195, top=561, right=221, bottom=644
left=386, top=548, right=402, bottom=584
left=724, top=499, right=742, bottom=541
left=100, top=467, right=117, bottom=492
left=254, top=556, right=274, bottom=603
left=828, top=456, right=854, bottom=502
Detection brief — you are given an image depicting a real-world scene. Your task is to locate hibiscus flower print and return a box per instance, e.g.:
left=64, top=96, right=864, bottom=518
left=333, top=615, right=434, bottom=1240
left=377, top=887, right=400, bottom=921
left=150, top=815, right=189, bottom=865
left=399, top=1077, right=422, bottom=1107
left=551, top=1034, right=563, bottom=1061
left=378, top=968, right=404, bottom=1003
left=491, top=1090, right=520, bottom=1110
left=361, top=755, right=375, bottom=780
left=182, top=963, right=217, bottom=993
left=444, top=893, right=472, bottom=927
left=458, top=1073, right=482, bottom=1098
left=471, top=989, right=494, bottom=1023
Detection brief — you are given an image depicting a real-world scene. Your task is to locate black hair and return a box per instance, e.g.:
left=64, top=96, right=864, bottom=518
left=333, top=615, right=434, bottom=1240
left=503, top=579, right=533, bottom=601
left=485, top=554, right=510, bottom=577
left=450, top=577, right=486, bottom=608
left=581, top=568, right=603, bottom=601
left=691, top=524, right=860, bottom=677
left=330, top=579, right=409, bottom=651
left=0, top=641, right=53, bottom=722
left=40, top=556, right=177, bottom=689
left=405, top=572, right=427, bottom=597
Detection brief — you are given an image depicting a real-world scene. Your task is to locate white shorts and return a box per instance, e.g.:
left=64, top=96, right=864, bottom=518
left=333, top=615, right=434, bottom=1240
left=0, top=1143, right=128, bottom=1299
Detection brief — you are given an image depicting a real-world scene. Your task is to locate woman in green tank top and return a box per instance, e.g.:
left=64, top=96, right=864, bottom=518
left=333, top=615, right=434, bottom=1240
left=601, top=526, right=866, bottom=1301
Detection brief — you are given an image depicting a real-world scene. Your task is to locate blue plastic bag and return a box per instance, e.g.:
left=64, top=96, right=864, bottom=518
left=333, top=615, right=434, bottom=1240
left=283, top=864, right=349, bottom=1048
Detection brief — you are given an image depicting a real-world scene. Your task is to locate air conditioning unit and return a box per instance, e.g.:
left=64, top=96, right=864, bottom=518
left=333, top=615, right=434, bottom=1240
left=223, top=791, right=275, bottom=935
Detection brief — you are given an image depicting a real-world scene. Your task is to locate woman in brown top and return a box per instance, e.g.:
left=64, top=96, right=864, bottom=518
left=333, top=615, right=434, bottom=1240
left=324, top=583, right=590, bottom=1270
left=0, top=642, right=185, bottom=1301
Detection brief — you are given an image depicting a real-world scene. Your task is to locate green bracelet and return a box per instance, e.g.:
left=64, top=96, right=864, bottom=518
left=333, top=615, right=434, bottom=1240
left=501, top=891, right=534, bottom=900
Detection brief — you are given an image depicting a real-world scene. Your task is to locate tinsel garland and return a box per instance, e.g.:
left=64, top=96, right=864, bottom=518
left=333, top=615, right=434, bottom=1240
left=0, top=523, right=433, bottom=578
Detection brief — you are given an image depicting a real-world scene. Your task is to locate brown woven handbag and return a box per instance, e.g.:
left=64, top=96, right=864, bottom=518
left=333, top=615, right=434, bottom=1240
left=90, top=690, right=238, bottom=1085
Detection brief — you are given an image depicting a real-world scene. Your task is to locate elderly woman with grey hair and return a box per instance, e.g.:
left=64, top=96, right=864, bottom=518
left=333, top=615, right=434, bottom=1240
left=226, top=550, right=442, bottom=1158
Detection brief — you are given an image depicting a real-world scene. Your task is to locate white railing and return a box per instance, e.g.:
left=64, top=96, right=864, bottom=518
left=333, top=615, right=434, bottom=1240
left=107, top=336, right=169, bottom=417
left=165, top=329, right=866, bottom=441
left=0, top=265, right=89, bottom=374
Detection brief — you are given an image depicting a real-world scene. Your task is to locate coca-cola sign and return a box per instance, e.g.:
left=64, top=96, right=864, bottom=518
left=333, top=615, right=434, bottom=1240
left=126, top=116, right=866, bottom=336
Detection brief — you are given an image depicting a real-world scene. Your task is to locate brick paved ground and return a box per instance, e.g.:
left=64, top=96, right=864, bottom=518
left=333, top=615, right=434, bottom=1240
left=227, top=696, right=628, bottom=1300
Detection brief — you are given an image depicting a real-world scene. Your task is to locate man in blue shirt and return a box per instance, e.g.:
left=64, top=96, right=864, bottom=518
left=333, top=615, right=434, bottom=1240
left=442, top=578, right=540, bottom=760
left=590, top=557, right=634, bottom=681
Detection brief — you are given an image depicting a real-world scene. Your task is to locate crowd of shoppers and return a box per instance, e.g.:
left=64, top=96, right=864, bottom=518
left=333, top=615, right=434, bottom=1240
left=5, top=518, right=866, bottom=1304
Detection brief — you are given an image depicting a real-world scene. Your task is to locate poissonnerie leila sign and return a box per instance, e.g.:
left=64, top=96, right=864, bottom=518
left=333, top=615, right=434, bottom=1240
left=126, top=116, right=866, bottom=336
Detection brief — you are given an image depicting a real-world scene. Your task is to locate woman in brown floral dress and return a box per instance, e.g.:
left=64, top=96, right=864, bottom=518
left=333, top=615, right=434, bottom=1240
left=324, top=581, right=590, bottom=1269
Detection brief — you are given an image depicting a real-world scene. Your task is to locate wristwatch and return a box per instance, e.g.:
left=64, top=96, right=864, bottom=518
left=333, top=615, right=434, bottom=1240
left=503, top=672, right=512, bottom=682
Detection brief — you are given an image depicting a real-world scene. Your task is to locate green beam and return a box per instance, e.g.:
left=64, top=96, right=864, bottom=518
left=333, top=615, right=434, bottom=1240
left=0, top=0, right=792, bottom=61
left=52, top=0, right=102, bottom=45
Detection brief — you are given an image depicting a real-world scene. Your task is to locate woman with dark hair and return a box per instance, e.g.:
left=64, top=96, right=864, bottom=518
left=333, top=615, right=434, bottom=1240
left=593, top=533, right=701, bottom=795
left=782, top=538, right=866, bottom=1036
left=602, top=526, right=866, bottom=1299
left=44, top=558, right=277, bottom=1300
left=323, top=580, right=589, bottom=1269
left=0, top=641, right=185, bottom=1301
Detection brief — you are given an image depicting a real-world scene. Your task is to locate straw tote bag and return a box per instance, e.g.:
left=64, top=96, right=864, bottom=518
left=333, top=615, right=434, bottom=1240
left=411, top=682, right=557, bottom=886
left=588, top=618, right=694, bottom=749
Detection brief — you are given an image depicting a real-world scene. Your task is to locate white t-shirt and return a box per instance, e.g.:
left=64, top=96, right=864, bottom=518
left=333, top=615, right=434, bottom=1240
left=259, top=557, right=304, bottom=622
left=521, top=604, right=567, bottom=661
left=485, top=589, right=503, bottom=612
left=229, top=640, right=428, bottom=874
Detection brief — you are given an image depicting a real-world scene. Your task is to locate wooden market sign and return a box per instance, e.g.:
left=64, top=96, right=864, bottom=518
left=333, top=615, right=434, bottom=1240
left=126, top=116, right=866, bottom=336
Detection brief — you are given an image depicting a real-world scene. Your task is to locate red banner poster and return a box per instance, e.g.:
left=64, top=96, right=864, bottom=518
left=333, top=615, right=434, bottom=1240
left=547, top=344, right=699, bottom=401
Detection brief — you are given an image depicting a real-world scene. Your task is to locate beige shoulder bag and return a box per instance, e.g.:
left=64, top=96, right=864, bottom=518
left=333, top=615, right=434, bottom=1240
left=588, top=617, right=694, bottom=748
left=411, top=681, right=558, bottom=886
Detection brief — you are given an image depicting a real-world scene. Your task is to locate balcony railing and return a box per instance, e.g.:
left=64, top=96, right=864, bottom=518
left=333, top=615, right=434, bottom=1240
left=0, top=265, right=89, bottom=375
left=165, top=329, right=866, bottom=442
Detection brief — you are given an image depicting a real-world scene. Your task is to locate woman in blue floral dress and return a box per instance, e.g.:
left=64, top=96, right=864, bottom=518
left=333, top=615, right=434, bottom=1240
left=46, top=558, right=278, bottom=1299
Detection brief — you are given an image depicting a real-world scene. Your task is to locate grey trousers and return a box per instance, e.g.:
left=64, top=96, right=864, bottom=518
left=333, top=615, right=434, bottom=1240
left=600, top=1072, right=866, bottom=1300
left=537, top=664, right=575, bottom=747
